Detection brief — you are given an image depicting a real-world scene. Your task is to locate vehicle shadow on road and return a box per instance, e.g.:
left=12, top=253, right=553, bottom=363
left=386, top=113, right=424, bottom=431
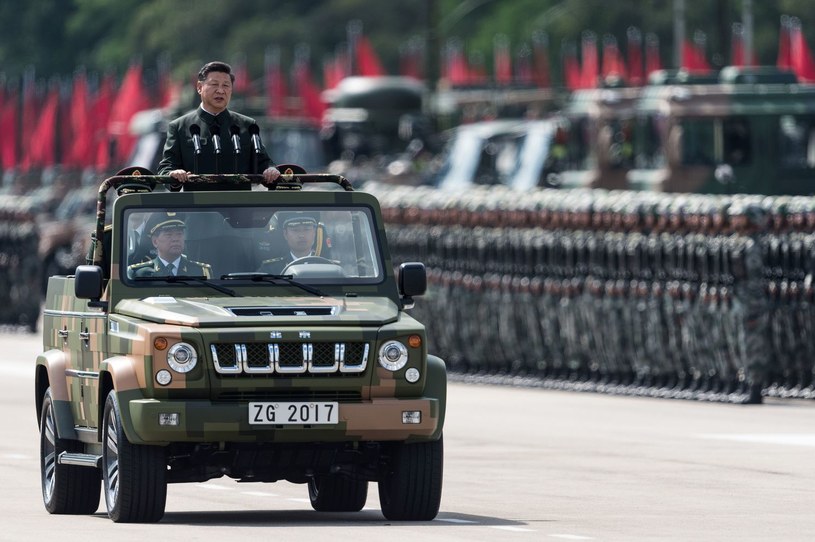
left=150, top=509, right=539, bottom=528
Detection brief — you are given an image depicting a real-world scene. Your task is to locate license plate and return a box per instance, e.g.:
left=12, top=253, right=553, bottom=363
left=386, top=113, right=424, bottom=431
left=248, top=402, right=339, bottom=425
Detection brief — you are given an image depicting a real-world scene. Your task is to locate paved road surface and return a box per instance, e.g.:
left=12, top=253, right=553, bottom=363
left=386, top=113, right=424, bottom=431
left=1, top=330, right=812, bottom=541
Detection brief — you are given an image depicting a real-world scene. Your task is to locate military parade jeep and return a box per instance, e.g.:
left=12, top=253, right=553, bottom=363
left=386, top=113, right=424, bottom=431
left=35, top=172, right=446, bottom=523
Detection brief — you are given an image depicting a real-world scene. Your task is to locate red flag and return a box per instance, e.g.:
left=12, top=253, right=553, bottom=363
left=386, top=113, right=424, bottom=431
left=232, top=53, right=253, bottom=95
left=627, top=27, right=644, bottom=86
left=356, top=35, right=385, bottom=76
left=323, top=51, right=347, bottom=90
left=562, top=41, right=581, bottom=90
left=445, top=41, right=469, bottom=86
left=157, top=57, right=180, bottom=109
left=399, top=39, right=423, bottom=80
left=19, top=70, right=38, bottom=171
left=294, top=58, right=325, bottom=123
left=601, top=35, right=627, bottom=83
left=731, top=22, right=753, bottom=67
left=108, top=63, right=151, bottom=164
left=645, top=33, right=662, bottom=75
left=515, top=45, right=533, bottom=85
left=790, top=17, right=815, bottom=83
left=580, top=32, right=599, bottom=89
left=494, top=35, right=512, bottom=85
left=26, top=85, right=59, bottom=168
left=682, top=37, right=711, bottom=73
left=469, top=51, right=488, bottom=85
left=265, top=48, right=289, bottom=117
left=66, top=72, right=91, bottom=167
left=531, top=31, right=551, bottom=88
left=0, top=86, right=18, bottom=169
left=91, top=74, right=115, bottom=171
left=778, top=16, right=792, bottom=70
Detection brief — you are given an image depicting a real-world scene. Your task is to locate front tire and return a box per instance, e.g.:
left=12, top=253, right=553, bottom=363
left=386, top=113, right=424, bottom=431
left=102, top=392, right=167, bottom=523
left=378, top=436, right=444, bottom=521
left=39, top=388, right=100, bottom=514
left=308, top=474, right=368, bottom=512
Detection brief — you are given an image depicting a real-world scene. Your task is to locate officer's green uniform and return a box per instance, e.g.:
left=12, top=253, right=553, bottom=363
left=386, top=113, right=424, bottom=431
left=257, top=214, right=320, bottom=275
left=129, top=255, right=211, bottom=278
left=157, top=108, right=272, bottom=190
left=127, top=213, right=212, bottom=278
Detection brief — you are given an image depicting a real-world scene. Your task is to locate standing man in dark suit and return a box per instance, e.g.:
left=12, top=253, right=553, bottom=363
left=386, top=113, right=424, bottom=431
left=158, top=61, right=280, bottom=190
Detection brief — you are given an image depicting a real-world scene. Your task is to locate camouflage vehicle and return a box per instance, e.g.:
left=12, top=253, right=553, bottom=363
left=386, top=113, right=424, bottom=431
left=628, top=66, right=815, bottom=194
left=35, top=172, right=445, bottom=523
left=556, top=85, right=641, bottom=190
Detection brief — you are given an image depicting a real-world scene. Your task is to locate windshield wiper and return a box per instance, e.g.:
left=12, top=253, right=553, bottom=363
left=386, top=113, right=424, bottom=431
left=220, top=272, right=326, bottom=297
left=133, top=275, right=238, bottom=297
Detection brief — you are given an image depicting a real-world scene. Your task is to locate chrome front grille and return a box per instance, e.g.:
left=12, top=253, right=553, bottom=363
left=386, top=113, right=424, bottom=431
left=210, top=342, right=369, bottom=375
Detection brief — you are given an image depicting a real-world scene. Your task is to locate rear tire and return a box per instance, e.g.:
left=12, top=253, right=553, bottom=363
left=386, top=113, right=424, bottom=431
left=308, top=474, right=368, bottom=512
left=102, top=392, right=167, bottom=523
left=39, top=388, right=101, bottom=514
left=378, top=436, right=443, bottom=521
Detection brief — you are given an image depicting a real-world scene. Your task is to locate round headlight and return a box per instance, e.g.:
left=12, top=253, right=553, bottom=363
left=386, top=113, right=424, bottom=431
left=378, top=341, right=408, bottom=371
left=167, top=342, right=198, bottom=373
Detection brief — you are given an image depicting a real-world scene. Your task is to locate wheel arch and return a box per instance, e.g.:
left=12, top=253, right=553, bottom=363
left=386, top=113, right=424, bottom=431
left=424, top=354, right=447, bottom=441
left=98, top=355, right=145, bottom=444
left=35, top=350, right=77, bottom=440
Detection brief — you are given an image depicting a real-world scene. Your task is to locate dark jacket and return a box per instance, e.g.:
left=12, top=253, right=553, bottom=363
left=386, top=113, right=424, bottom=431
left=157, top=108, right=272, bottom=191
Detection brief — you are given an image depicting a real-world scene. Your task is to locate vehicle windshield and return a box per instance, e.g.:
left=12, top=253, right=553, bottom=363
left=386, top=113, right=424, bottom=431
left=122, top=205, right=382, bottom=286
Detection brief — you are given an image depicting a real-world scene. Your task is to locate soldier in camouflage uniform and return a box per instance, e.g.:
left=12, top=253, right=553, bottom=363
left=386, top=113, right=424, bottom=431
left=727, top=201, right=770, bottom=404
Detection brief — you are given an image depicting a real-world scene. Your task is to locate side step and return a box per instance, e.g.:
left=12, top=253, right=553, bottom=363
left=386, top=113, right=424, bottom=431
left=58, top=451, right=102, bottom=468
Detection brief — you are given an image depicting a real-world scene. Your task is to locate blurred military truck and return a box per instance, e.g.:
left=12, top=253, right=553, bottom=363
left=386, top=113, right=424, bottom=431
left=35, top=172, right=445, bottom=523
left=628, top=66, right=815, bottom=194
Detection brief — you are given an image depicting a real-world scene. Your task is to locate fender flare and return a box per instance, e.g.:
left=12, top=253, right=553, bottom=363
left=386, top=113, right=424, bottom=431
left=98, top=356, right=146, bottom=443
left=424, top=354, right=447, bottom=441
left=35, top=350, right=76, bottom=441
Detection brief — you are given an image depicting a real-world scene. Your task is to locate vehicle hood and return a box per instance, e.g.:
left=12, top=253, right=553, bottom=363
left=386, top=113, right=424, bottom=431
left=114, top=295, right=400, bottom=327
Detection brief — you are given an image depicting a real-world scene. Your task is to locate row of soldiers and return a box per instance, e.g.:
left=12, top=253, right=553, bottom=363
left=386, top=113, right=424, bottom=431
left=366, top=182, right=815, bottom=403
left=0, top=195, right=42, bottom=331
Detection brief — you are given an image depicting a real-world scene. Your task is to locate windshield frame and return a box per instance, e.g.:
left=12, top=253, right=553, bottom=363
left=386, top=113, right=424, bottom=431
left=118, top=201, right=386, bottom=290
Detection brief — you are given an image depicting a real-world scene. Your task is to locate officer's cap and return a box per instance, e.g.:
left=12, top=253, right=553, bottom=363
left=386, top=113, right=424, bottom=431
left=116, top=166, right=154, bottom=176
left=279, top=212, right=317, bottom=229
left=146, top=212, right=186, bottom=236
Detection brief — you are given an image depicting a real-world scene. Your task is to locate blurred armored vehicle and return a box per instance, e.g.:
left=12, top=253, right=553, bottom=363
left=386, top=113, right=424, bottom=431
left=555, top=86, right=642, bottom=190
left=628, top=66, right=815, bottom=194
left=322, top=76, right=427, bottom=159
left=35, top=172, right=445, bottom=522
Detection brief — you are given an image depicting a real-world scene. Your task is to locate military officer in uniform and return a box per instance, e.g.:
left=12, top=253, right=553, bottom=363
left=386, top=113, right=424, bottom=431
left=158, top=61, right=280, bottom=190
left=128, top=213, right=211, bottom=278
left=258, top=214, right=320, bottom=275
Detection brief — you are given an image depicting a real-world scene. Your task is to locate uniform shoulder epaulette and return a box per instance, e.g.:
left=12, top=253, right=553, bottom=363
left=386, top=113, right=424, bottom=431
left=128, top=260, right=154, bottom=270
left=261, top=257, right=285, bottom=264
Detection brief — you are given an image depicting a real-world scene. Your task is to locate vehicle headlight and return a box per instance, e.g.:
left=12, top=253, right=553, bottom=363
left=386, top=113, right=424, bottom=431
left=167, top=342, right=198, bottom=373
left=378, top=341, right=408, bottom=371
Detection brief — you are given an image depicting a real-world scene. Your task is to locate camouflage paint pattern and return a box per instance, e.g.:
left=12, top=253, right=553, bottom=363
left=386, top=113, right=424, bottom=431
left=37, top=174, right=445, bottom=449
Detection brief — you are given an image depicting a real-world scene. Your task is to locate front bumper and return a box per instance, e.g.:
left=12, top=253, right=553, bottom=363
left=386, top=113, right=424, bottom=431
left=122, top=395, right=442, bottom=445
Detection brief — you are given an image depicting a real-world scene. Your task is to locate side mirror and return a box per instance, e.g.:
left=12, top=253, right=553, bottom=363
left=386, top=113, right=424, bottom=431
left=75, top=265, right=104, bottom=300
left=398, top=262, right=426, bottom=309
